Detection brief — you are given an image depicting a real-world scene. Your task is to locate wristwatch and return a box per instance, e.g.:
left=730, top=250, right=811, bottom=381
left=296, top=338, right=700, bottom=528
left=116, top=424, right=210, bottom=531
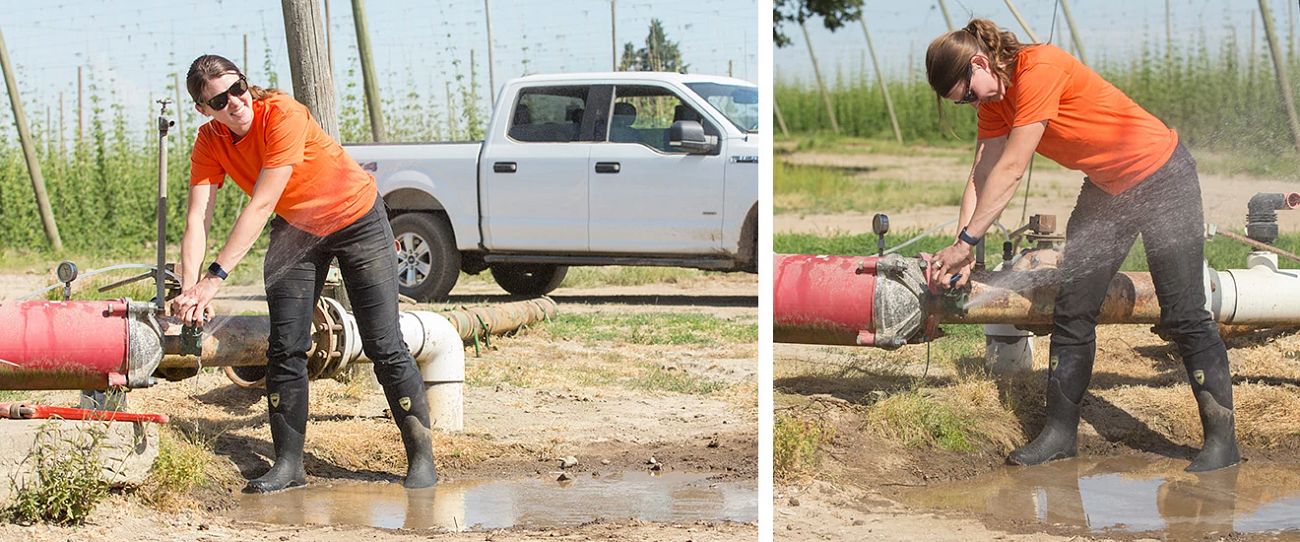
left=207, top=261, right=229, bottom=280
left=958, top=227, right=982, bottom=247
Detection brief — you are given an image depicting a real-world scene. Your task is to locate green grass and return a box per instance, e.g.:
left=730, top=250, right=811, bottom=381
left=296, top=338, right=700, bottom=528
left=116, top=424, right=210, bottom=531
left=776, top=231, right=1300, bottom=272
left=774, top=161, right=965, bottom=215
left=867, top=390, right=975, bottom=452
left=627, top=364, right=729, bottom=395
left=136, top=427, right=217, bottom=510
left=4, top=422, right=110, bottom=525
left=774, top=414, right=833, bottom=481
left=541, top=313, right=756, bottom=346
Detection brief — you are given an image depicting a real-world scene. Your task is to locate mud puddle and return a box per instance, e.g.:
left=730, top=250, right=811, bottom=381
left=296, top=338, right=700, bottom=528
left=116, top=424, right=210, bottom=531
left=899, top=456, right=1300, bottom=537
left=232, top=471, right=756, bottom=531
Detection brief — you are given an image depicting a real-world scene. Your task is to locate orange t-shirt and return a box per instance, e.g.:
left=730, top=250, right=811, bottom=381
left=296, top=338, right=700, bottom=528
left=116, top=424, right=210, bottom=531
left=189, top=93, right=376, bottom=236
left=977, top=44, right=1178, bottom=195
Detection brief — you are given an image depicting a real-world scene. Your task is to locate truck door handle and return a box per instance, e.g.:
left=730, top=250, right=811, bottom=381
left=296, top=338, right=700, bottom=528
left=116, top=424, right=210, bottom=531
left=493, top=161, right=517, bottom=173
left=595, top=162, right=621, bottom=174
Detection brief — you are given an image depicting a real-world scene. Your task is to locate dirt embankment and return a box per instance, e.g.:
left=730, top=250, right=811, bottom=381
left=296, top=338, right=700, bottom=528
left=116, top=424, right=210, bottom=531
left=0, top=274, right=759, bottom=541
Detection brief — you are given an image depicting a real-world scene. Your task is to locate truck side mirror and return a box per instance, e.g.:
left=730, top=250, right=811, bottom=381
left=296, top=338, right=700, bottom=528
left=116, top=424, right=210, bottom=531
left=669, top=120, right=717, bottom=154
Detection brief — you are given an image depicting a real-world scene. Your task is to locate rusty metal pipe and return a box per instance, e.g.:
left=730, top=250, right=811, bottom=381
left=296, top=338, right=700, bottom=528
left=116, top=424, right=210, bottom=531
left=947, top=270, right=1162, bottom=325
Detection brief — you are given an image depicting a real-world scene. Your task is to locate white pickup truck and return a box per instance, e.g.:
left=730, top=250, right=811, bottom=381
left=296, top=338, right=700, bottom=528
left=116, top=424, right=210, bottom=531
left=345, top=72, right=760, bottom=301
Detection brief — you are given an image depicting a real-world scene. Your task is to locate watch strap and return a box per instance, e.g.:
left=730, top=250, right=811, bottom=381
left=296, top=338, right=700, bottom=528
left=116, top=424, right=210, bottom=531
left=958, top=227, right=982, bottom=247
left=207, top=261, right=229, bottom=280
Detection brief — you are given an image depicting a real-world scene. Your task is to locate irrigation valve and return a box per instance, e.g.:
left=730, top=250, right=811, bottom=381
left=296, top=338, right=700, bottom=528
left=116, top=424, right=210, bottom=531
left=157, top=99, right=174, bottom=136
left=873, top=213, right=890, bottom=257
left=56, top=260, right=77, bottom=302
left=180, top=323, right=203, bottom=357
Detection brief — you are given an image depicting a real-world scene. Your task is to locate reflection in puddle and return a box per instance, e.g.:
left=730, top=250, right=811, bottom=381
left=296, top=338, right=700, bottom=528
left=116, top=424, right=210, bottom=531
left=900, top=456, right=1300, bottom=536
left=232, top=471, right=756, bottom=531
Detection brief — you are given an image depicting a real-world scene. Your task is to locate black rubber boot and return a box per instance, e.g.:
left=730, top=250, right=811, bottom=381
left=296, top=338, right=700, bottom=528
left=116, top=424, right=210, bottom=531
left=1008, top=344, right=1094, bottom=466
left=1184, top=347, right=1241, bottom=472
left=382, top=373, right=438, bottom=489
left=245, top=380, right=309, bottom=493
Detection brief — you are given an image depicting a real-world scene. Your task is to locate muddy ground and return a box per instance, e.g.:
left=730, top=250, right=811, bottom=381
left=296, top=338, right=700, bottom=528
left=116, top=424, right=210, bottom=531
left=775, top=144, right=1300, bottom=541
left=0, top=272, right=759, bottom=541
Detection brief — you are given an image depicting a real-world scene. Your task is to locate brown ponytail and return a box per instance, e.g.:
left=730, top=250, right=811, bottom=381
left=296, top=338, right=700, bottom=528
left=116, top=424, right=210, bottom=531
left=925, top=18, right=1032, bottom=97
left=185, top=54, right=283, bottom=105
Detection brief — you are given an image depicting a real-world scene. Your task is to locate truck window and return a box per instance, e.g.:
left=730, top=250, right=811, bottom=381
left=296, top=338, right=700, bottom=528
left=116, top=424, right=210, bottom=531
left=607, top=85, right=717, bottom=153
left=508, top=86, right=590, bottom=143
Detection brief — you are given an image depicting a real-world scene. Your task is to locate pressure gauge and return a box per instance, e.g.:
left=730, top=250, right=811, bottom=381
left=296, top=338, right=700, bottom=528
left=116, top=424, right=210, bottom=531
left=56, top=261, right=78, bottom=283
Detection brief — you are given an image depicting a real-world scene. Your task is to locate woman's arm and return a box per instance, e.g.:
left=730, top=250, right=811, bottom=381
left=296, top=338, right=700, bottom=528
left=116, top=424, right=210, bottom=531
left=958, top=135, right=1008, bottom=234
left=211, top=164, right=293, bottom=272
left=179, top=183, right=219, bottom=290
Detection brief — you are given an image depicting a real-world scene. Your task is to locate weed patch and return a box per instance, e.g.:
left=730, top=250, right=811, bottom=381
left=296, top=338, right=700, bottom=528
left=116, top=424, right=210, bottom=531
left=774, top=414, right=832, bottom=481
left=136, top=427, right=216, bottom=510
left=541, top=313, right=756, bottom=346
left=4, top=422, right=110, bottom=525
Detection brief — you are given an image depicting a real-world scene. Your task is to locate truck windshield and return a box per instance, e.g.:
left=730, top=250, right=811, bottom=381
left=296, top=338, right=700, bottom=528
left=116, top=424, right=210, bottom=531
left=685, top=83, right=758, bottom=133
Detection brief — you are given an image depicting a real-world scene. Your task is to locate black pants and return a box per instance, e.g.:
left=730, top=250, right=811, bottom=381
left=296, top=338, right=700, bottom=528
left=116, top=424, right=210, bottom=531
left=263, top=197, right=421, bottom=395
left=1053, top=143, right=1231, bottom=406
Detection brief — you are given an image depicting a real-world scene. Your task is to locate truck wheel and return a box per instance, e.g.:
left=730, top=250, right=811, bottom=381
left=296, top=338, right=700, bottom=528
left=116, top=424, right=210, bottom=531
left=490, top=264, right=568, bottom=296
left=391, top=212, right=461, bottom=302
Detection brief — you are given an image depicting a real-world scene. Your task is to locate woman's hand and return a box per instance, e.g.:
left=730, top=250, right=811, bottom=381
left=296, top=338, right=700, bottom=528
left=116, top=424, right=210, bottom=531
left=171, top=276, right=221, bottom=325
left=928, top=243, right=975, bottom=290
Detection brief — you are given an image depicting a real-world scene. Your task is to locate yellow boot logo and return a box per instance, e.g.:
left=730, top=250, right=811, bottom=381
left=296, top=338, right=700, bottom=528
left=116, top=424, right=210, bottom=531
left=1049, top=355, right=1058, bottom=372
left=1194, top=370, right=1205, bottom=386
left=399, top=396, right=412, bottom=412
left=270, top=393, right=280, bottom=409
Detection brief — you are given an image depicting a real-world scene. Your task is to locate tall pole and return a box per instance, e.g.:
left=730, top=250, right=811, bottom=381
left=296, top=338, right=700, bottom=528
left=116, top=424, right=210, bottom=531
left=484, top=0, right=496, bottom=103
left=1259, top=0, right=1300, bottom=153
left=351, top=0, right=385, bottom=142
left=282, top=0, right=340, bottom=139
left=76, top=66, right=83, bottom=145
left=610, top=0, right=617, bottom=70
left=773, top=97, right=790, bottom=138
left=244, top=34, right=249, bottom=74
left=1002, top=0, right=1040, bottom=43
left=0, top=28, right=62, bottom=251
left=1165, top=0, right=1173, bottom=65
left=174, top=72, right=185, bottom=140
left=58, top=91, right=64, bottom=157
left=801, top=21, right=839, bottom=134
left=937, top=0, right=955, bottom=31
left=860, top=17, right=901, bottom=144
left=1058, top=0, right=1086, bottom=65
left=324, top=0, right=334, bottom=76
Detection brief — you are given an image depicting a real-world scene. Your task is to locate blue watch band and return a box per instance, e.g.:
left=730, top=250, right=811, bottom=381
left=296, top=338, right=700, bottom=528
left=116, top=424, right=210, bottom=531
left=958, top=227, right=982, bottom=247
left=207, top=261, right=228, bottom=280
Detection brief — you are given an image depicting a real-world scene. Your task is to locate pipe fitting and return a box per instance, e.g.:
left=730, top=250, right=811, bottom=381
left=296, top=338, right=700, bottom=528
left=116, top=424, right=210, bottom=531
left=1246, top=192, right=1300, bottom=245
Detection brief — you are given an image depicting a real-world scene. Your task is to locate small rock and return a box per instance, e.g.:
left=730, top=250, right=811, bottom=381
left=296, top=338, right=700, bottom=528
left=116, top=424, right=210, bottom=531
left=852, top=519, right=866, bottom=526
left=647, top=456, right=659, bottom=465
left=557, top=472, right=573, bottom=481
left=559, top=456, right=578, bottom=469
left=600, top=459, right=611, bottom=465
left=788, top=497, right=800, bottom=507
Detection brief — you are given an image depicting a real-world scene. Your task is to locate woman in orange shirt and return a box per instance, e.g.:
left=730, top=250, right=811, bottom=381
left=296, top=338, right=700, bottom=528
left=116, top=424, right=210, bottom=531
left=170, top=55, right=437, bottom=491
left=925, top=20, right=1239, bottom=472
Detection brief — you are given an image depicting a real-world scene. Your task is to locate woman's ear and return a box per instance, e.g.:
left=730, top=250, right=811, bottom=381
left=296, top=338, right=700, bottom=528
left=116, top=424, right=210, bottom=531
left=971, top=54, right=990, bottom=72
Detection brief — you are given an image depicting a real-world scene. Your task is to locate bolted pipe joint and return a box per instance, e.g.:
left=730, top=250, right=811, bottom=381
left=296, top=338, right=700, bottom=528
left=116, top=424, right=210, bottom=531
left=1246, top=192, right=1300, bottom=245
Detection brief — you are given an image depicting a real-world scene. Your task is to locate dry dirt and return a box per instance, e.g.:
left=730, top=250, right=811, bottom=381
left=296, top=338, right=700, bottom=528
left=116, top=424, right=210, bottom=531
left=0, top=272, right=759, bottom=541
left=775, top=146, right=1300, bottom=541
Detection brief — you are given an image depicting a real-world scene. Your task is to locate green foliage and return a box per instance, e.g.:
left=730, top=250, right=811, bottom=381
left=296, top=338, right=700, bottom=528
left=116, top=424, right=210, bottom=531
left=774, top=414, right=832, bottom=480
left=775, top=161, right=965, bottom=214
left=868, top=390, right=974, bottom=452
left=137, top=428, right=214, bottom=510
left=4, top=423, right=111, bottom=525
left=542, top=313, right=756, bottom=345
left=772, top=0, right=864, bottom=48
left=619, top=19, right=688, bottom=73
left=776, top=40, right=1300, bottom=168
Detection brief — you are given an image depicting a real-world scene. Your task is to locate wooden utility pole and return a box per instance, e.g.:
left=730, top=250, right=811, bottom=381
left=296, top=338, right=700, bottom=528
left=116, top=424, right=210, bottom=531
left=243, top=34, right=249, bottom=74
left=173, top=72, right=185, bottom=139
left=324, top=0, right=333, bottom=75
left=773, top=98, right=790, bottom=137
left=1259, top=0, right=1300, bottom=153
left=800, top=21, right=839, bottom=134
left=282, top=0, right=340, bottom=139
left=1002, top=0, right=1040, bottom=43
left=936, top=0, right=955, bottom=31
left=351, top=0, right=385, bottom=142
left=1058, top=0, right=1086, bottom=64
left=76, top=66, right=83, bottom=144
left=860, top=16, right=901, bottom=144
left=484, top=0, right=496, bottom=103
left=58, top=91, right=64, bottom=157
left=0, top=28, right=62, bottom=251
left=610, top=0, right=617, bottom=70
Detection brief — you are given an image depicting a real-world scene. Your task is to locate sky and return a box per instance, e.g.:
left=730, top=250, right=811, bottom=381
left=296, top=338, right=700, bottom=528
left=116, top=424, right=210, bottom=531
left=775, top=0, right=1300, bottom=84
left=0, top=0, right=759, bottom=141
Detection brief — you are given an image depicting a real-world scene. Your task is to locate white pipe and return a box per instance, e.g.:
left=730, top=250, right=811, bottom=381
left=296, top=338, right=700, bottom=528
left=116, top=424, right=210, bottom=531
left=347, top=310, right=465, bottom=432
left=1212, top=252, right=1300, bottom=325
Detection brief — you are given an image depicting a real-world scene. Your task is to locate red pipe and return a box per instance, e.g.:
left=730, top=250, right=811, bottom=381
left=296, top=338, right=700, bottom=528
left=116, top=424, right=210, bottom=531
left=0, top=301, right=130, bottom=390
left=773, top=254, right=880, bottom=346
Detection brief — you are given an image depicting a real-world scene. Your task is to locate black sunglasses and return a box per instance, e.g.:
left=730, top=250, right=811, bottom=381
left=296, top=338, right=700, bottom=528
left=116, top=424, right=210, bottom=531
left=201, top=76, right=248, bottom=110
left=953, top=67, right=977, bottom=105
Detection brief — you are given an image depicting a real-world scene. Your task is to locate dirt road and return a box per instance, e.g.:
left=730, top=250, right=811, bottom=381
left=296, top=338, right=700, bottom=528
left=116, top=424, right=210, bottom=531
left=0, top=272, right=759, bottom=541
